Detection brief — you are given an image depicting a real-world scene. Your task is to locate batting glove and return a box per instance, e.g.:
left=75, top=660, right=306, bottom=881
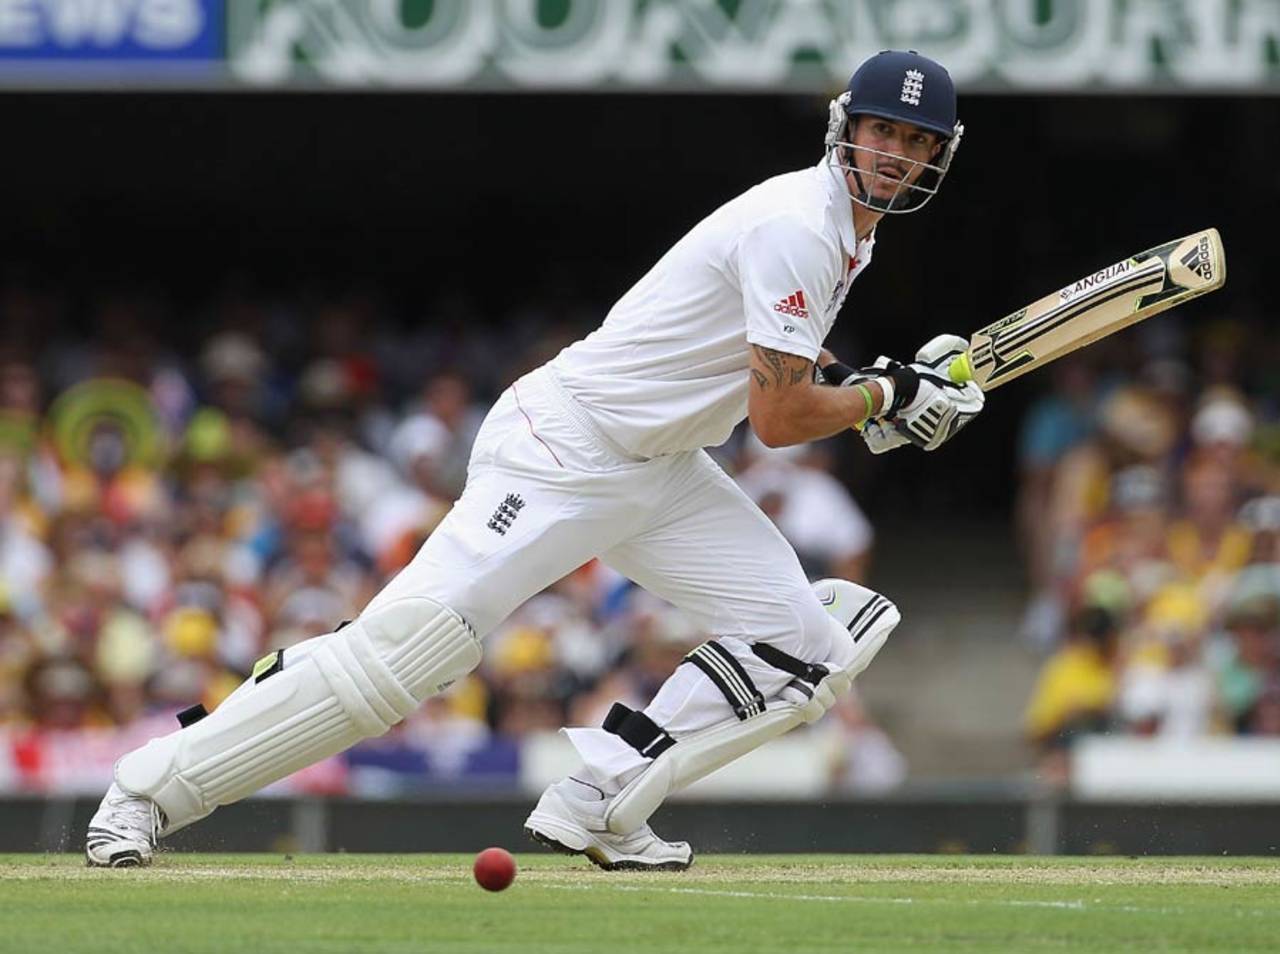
left=892, top=334, right=985, bottom=451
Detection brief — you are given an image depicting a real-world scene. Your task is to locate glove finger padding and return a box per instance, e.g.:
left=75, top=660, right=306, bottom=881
left=860, top=418, right=912, bottom=455
left=914, top=333, right=970, bottom=369
left=895, top=377, right=984, bottom=451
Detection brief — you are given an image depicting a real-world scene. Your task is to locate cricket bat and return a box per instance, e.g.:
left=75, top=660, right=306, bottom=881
left=948, top=228, right=1226, bottom=389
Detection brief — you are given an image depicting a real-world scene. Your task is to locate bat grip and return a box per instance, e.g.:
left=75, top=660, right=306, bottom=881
left=948, top=351, right=974, bottom=385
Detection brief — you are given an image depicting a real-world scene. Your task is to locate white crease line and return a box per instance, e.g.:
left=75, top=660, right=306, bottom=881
left=539, top=882, right=1085, bottom=911
left=539, top=882, right=1277, bottom=918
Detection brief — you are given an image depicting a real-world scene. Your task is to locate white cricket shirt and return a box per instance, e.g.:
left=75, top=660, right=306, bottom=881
left=549, top=156, right=875, bottom=459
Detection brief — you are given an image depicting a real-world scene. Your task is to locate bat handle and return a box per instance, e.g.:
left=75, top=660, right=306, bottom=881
left=948, top=351, right=974, bottom=385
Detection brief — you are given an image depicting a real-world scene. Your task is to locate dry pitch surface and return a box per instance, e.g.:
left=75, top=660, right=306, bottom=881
left=4, top=853, right=1279, bottom=953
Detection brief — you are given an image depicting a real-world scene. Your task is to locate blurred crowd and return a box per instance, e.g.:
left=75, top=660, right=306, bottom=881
left=8, top=278, right=1278, bottom=798
left=1019, top=318, right=1280, bottom=784
left=0, top=281, right=897, bottom=796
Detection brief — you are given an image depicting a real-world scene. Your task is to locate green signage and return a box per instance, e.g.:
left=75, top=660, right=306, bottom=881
left=227, top=0, right=1280, bottom=92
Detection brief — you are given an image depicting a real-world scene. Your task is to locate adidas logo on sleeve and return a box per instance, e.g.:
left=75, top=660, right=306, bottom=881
left=772, top=290, right=809, bottom=319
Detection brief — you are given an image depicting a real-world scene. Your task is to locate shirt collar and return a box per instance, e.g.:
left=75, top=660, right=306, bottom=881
left=819, top=154, right=860, bottom=258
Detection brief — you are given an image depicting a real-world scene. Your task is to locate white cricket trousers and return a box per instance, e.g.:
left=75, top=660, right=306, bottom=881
left=366, top=366, right=842, bottom=790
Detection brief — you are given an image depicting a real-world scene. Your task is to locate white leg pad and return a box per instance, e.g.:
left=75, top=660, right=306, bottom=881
left=604, top=579, right=899, bottom=835
left=816, top=578, right=901, bottom=681
left=115, top=596, right=480, bottom=833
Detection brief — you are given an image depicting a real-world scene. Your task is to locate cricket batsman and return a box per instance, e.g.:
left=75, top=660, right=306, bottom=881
left=86, top=50, right=983, bottom=870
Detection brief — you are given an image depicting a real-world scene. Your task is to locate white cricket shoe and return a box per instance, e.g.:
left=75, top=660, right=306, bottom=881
left=85, top=783, right=163, bottom=868
left=525, top=777, right=693, bottom=871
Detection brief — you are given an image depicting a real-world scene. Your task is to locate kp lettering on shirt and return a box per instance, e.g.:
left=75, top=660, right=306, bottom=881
left=0, top=0, right=221, bottom=59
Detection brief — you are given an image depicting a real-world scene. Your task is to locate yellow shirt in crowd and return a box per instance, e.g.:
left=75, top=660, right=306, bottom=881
left=1024, top=644, right=1115, bottom=742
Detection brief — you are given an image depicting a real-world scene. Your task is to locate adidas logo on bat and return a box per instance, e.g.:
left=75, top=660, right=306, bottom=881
left=1180, top=236, right=1213, bottom=281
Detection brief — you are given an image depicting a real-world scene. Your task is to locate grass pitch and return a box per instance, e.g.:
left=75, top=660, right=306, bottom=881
left=4, top=853, right=1279, bottom=953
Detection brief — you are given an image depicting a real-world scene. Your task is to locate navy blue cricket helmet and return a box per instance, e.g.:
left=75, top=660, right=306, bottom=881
left=824, top=50, right=964, bottom=214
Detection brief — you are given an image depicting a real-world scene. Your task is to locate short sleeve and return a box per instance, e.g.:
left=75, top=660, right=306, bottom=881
left=738, top=215, right=838, bottom=362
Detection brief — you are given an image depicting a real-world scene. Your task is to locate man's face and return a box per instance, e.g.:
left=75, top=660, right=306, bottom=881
left=846, top=116, right=942, bottom=205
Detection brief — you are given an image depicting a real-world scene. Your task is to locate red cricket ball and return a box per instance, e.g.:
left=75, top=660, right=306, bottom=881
left=473, top=847, right=517, bottom=892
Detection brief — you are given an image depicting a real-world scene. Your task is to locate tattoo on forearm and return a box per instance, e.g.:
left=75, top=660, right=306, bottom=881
left=750, top=345, right=811, bottom=390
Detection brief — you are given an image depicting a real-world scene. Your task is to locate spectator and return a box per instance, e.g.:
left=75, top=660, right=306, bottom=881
left=1077, top=465, right=1175, bottom=602
left=1210, top=599, right=1279, bottom=733
left=736, top=436, right=874, bottom=582
left=1024, top=606, right=1120, bottom=785
left=1016, top=358, right=1098, bottom=606
left=401, top=370, right=487, bottom=499
left=1166, top=452, right=1252, bottom=596
left=1117, top=584, right=1216, bottom=738
left=821, top=691, right=908, bottom=795
left=1021, top=385, right=1181, bottom=649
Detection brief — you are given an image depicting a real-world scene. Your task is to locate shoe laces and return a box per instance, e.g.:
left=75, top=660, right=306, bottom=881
left=105, top=791, right=161, bottom=844
left=615, top=823, right=684, bottom=853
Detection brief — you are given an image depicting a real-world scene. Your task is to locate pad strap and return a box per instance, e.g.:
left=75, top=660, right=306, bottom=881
left=176, top=704, right=208, bottom=728
left=751, top=643, right=830, bottom=685
left=682, top=640, right=765, bottom=721
left=602, top=579, right=900, bottom=837
left=602, top=703, right=676, bottom=759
